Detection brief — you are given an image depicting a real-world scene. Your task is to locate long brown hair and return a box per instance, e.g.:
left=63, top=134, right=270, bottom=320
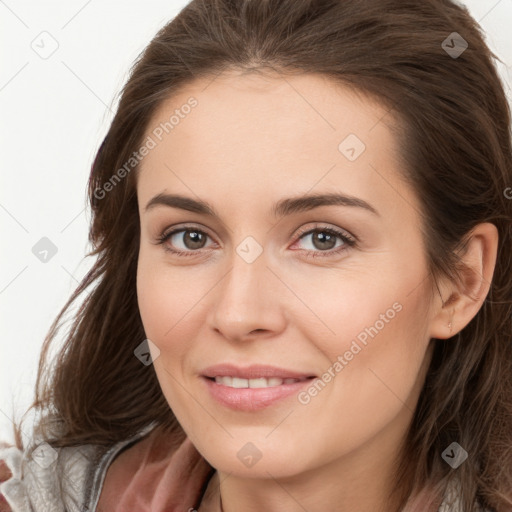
left=12, top=1, right=512, bottom=510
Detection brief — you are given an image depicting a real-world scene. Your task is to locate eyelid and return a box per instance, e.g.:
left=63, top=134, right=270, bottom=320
left=293, top=222, right=357, bottom=244
left=159, top=222, right=215, bottom=241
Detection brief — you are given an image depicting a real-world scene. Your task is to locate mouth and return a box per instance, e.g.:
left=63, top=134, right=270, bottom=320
left=205, top=375, right=312, bottom=388
left=200, top=364, right=317, bottom=411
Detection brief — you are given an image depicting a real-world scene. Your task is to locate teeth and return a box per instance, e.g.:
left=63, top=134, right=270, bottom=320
left=213, top=376, right=303, bottom=388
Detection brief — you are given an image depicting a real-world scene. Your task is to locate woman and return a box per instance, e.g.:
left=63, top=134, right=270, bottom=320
left=1, top=0, right=511, bottom=511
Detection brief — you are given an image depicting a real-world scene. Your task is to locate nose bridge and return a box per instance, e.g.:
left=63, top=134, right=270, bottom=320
left=210, top=240, right=285, bottom=339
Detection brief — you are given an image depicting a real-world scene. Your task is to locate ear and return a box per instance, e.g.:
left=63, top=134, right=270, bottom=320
left=428, top=222, right=499, bottom=340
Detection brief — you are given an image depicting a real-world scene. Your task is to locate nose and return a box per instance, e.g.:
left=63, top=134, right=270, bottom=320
left=208, top=248, right=287, bottom=343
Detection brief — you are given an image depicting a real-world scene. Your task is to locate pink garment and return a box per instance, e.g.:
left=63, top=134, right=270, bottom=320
left=96, top=427, right=222, bottom=512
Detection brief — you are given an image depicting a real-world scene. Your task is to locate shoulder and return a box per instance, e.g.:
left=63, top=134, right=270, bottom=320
left=0, top=423, right=158, bottom=512
left=1, top=424, right=216, bottom=512
left=0, top=440, right=100, bottom=512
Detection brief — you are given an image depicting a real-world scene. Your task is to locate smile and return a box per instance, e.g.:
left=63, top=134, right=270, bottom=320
left=212, top=376, right=310, bottom=388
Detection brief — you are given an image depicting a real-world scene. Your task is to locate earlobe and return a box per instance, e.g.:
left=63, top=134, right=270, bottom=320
left=428, top=222, right=499, bottom=340
left=428, top=288, right=458, bottom=340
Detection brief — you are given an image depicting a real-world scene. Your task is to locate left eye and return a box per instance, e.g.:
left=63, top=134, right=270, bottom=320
left=292, top=227, right=356, bottom=256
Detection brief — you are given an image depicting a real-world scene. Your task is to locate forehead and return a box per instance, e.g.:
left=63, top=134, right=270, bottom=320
left=142, top=70, right=397, bottom=158
left=137, top=70, right=411, bottom=217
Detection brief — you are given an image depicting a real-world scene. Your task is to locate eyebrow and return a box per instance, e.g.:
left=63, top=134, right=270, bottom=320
left=145, top=192, right=379, bottom=217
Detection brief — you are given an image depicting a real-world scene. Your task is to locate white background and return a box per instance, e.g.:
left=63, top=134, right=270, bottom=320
left=1, top=0, right=511, bottom=444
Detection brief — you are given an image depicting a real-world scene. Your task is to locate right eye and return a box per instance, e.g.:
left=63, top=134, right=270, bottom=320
left=156, top=226, right=216, bottom=256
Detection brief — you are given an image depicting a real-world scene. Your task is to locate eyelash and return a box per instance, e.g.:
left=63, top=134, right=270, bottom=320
left=154, top=223, right=357, bottom=259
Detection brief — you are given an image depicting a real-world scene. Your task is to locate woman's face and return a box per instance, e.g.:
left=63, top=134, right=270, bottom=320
left=136, top=71, right=440, bottom=480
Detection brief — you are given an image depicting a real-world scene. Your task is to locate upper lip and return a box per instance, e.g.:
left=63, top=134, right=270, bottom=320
left=201, top=364, right=316, bottom=380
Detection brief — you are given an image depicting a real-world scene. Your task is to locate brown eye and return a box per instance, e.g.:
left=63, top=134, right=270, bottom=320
left=157, top=227, right=214, bottom=255
left=176, top=230, right=208, bottom=250
left=297, top=228, right=352, bottom=251
left=308, top=231, right=338, bottom=251
left=292, top=226, right=356, bottom=259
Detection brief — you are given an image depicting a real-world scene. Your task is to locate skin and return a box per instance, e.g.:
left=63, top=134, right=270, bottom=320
left=135, top=70, right=498, bottom=512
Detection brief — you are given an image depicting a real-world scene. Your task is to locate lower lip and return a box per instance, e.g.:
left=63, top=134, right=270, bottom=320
left=202, top=376, right=315, bottom=411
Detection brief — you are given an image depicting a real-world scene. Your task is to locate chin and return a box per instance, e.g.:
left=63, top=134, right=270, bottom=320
left=197, top=438, right=312, bottom=479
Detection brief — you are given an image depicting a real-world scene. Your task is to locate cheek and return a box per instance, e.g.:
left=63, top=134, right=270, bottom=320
left=304, top=260, right=432, bottom=410
left=136, top=255, right=206, bottom=440
left=136, top=256, right=167, bottom=339
left=294, top=288, right=432, bottom=460
left=136, top=249, right=211, bottom=359
left=301, top=268, right=428, bottom=360
left=136, top=250, right=185, bottom=348
left=328, top=273, right=431, bottom=374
